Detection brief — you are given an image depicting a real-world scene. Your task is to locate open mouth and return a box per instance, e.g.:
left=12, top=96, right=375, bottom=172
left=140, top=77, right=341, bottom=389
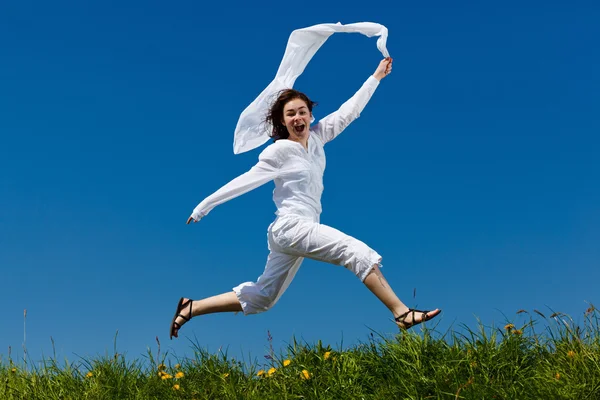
left=293, top=124, right=305, bottom=133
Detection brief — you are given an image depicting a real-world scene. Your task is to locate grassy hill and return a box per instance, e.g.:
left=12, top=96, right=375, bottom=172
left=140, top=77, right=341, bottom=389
left=2, top=307, right=599, bottom=399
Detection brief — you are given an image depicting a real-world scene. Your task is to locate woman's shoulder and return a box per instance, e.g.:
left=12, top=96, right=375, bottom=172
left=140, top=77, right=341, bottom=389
left=258, top=140, right=303, bottom=164
left=260, top=140, right=304, bottom=157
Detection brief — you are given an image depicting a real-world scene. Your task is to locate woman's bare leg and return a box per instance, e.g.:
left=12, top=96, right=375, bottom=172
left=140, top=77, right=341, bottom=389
left=171, top=265, right=440, bottom=338
left=363, top=265, right=440, bottom=328
left=171, top=291, right=242, bottom=338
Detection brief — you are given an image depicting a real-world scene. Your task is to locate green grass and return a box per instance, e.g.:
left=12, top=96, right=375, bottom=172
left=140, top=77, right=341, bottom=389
left=2, top=307, right=599, bottom=399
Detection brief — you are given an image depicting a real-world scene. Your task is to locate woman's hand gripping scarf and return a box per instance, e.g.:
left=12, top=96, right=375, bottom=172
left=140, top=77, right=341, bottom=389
left=232, top=22, right=390, bottom=155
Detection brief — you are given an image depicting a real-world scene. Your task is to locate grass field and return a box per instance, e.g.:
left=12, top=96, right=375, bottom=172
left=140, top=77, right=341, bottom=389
left=1, top=307, right=599, bottom=399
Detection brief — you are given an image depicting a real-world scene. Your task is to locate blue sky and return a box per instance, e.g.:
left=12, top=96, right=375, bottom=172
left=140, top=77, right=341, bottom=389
left=1, top=1, right=598, bottom=366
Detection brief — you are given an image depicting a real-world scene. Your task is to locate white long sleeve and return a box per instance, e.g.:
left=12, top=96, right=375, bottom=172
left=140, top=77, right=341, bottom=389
left=311, top=75, right=380, bottom=144
left=190, top=161, right=278, bottom=222
left=190, top=145, right=286, bottom=221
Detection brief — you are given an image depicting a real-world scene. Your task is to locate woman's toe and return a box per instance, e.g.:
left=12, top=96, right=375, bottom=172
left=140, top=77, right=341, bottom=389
left=427, top=309, right=441, bottom=320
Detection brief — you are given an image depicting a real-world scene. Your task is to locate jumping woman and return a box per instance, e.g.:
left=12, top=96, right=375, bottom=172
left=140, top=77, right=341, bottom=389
left=170, top=57, right=441, bottom=339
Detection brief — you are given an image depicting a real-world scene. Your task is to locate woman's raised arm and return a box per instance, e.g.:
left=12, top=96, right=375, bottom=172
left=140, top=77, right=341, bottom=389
left=311, top=58, right=392, bottom=144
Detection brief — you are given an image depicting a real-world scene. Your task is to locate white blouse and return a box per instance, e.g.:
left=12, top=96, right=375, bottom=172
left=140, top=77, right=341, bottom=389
left=190, top=75, right=380, bottom=222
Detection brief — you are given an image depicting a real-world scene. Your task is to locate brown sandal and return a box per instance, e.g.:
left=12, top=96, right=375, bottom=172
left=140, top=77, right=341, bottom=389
left=395, top=308, right=440, bottom=330
left=170, top=297, right=193, bottom=339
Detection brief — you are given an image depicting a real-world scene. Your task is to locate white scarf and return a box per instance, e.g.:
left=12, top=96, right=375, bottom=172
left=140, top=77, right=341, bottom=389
left=232, top=22, right=390, bottom=154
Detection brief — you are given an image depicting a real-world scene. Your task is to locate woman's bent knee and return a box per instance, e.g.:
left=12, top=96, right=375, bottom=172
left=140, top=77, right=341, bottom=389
left=233, top=282, right=279, bottom=315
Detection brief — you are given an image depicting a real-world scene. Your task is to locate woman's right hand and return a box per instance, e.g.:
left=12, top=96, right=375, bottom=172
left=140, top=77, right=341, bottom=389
left=373, top=57, right=393, bottom=81
left=186, top=216, right=197, bottom=224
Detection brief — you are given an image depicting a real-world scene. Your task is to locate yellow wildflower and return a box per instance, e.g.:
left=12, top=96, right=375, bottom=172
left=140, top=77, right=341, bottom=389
left=158, top=364, right=166, bottom=371
left=85, top=372, right=93, bottom=378
left=504, top=324, right=514, bottom=331
left=324, top=351, right=331, bottom=360
left=175, top=371, right=185, bottom=379
left=513, top=329, right=523, bottom=336
left=283, top=359, right=291, bottom=367
left=223, top=373, right=230, bottom=378
left=256, top=369, right=265, bottom=377
left=175, top=363, right=181, bottom=369
left=268, top=367, right=276, bottom=376
left=555, top=372, right=560, bottom=380
left=161, top=374, right=173, bottom=380
left=173, top=384, right=180, bottom=390
left=567, top=350, right=575, bottom=358
left=301, top=369, right=311, bottom=380
left=11, top=368, right=17, bottom=373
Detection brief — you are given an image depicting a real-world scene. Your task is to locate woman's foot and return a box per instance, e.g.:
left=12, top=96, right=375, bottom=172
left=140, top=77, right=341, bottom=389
left=395, top=308, right=441, bottom=330
left=170, top=297, right=193, bottom=339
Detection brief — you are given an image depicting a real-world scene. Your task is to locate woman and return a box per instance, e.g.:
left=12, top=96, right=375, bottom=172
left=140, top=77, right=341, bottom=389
left=170, top=58, right=441, bottom=339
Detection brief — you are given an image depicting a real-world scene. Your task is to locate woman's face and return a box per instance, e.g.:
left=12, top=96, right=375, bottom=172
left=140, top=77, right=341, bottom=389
left=282, top=98, right=312, bottom=142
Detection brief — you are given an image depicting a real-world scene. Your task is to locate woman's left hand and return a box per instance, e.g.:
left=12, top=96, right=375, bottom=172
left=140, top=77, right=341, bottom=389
left=373, top=57, right=393, bottom=81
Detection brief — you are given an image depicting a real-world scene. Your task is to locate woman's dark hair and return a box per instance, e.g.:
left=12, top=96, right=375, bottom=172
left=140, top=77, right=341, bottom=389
left=265, top=89, right=317, bottom=141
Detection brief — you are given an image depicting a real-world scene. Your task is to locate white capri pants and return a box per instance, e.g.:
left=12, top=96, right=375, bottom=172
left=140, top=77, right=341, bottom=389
left=233, top=214, right=382, bottom=315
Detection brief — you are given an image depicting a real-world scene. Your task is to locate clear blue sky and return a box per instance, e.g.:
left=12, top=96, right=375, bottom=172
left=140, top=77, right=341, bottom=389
left=1, top=1, right=598, bottom=366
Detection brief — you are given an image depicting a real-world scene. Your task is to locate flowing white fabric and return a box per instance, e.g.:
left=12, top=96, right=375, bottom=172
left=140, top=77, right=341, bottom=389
left=232, top=22, right=390, bottom=154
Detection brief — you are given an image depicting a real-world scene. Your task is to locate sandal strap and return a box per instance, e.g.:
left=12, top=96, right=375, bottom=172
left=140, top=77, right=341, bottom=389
left=170, top=298, right=194, bottom=339
left=179, top=300, right=193, bottom=322
left=395, top=308, right=430, bottom=322
left=177, top=313, right=190, bottom=323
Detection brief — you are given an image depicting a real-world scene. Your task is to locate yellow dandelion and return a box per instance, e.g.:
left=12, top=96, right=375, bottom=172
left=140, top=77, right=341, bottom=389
left=11, top=368, right=17, bottom=373
left=85, top=372, right=93, bottom=378
left=256, top=369, right=265, bottom=377
left=175, top=371, right=185, bottom=379
left=504, top=323, right=514, bottom=331
left=301, top=369, right=311, bottom=380
left=161, top=373, right=173, bottom=380
left=175, top=363, right=181, bottom=369
left=283, top=359, right=291, bottom=367
left=173, top=384, right=180, bottom=390
left=513, top=329, right=523, bottom=336
left=567, top=350, right=575, bottom=358
left=267, top=367, right=276, bottom=376
left=324, top=351, right=331, bottom=360
left=555, top=372, right=560, bottom=380
left=223, top=372, right=230, bottom=378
